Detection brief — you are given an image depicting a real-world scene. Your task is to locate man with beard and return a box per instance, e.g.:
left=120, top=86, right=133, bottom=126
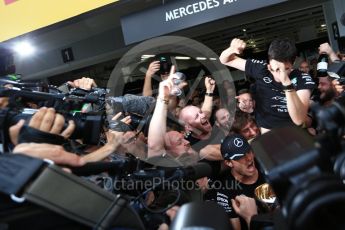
left=231, top=110, right=260, bottom=141
left=316, top=75, right=337, bottom=106
left=214, top=108, right=232, bottom=136
left=211, top=134, right=265, bottom=230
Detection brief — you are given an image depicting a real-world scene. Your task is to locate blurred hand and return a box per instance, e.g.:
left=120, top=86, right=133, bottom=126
left=332, top=79, right=345, bottom=95
left=166, top=205, right=180, bottom=222
left=146, top=61, right=160, bottom=77
left=67, top=77, right=97, bottom=90
left=319, top=43, right=334, bottom=55
left=268, top=60, right=292, bottom=84
left=13, top=143, right=85, bottom=167
left=106, top=112, right=130, bottom=147
left=231, top=195, right=257, bottom=225
left=0, top=97, right=9, bottom=109
left=9, top=107, right=75, bottom=145
left=229, top=38, right=246, bottom=55
left=28, top=107, right=75, bottom=138
left=205, top=76, right=215, bottom=93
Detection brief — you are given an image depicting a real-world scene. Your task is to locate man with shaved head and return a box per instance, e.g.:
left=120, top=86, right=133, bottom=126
left=148, top=67, right=222, bottom=166
left=147, top=68, right=202, bottom=165
left=179, top=105, right=213, bottom=141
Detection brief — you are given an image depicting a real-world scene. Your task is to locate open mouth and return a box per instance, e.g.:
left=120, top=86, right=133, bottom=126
left=201, top=119, right=209, bottom=126
left=247, top=161, right=255, bottom=171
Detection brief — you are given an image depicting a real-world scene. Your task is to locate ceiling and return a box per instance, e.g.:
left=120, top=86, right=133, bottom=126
left=0, top=0, right=331, bottom=79
left=195, top=5, right=327, bottom=54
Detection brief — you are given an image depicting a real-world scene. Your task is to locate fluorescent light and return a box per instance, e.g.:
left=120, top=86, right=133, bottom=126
left=321, top=24, right=326, bottom=28
left=175, top=56, right=191, bottom=60
left=13, top=41, right=35, bottom=57
left=196, top=57, right=207, bottom=60
left=141, top=54, right=155, bottom=59
left=209, top=58, right=217, bottom=61
left=242, top=28, right=247, bottom=32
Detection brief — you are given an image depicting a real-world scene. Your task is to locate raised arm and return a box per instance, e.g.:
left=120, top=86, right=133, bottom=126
left=147, top=66, right=175, bottom=157
left=143, top=61, right=160, bottom=96
left=219, top=38, right=247, bottom=71
left=201, top=76, right=215, bottom=119
left=319, top=43, right=340, bottom=63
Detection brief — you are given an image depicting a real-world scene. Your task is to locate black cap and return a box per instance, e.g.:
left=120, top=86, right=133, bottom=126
left=221, top=134, right=251, bottom=160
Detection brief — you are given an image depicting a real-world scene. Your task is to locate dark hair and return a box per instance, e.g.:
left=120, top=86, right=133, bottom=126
left=231, top=110, right=256, bottom=133
left=268, top=38, right=297, bottom=64
left=237, top=88, right=250, bottom=96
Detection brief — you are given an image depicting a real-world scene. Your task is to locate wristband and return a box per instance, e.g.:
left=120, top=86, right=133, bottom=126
left=158, top=97, right=169, bottom=105
left=205, top=92, right=214, bottom=97
left=282, top=83, right=295, bottom=92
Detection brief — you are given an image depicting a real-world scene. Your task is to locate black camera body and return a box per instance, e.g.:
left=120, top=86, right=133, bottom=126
left=252, top=124, right=345, bottom=230
left=0, top=84, right=108, bottom=149
left=157, top=56, right=172, bottom=76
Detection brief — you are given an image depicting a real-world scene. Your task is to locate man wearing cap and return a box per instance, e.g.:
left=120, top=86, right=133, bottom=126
left=211, top=133, right=265, bottom=230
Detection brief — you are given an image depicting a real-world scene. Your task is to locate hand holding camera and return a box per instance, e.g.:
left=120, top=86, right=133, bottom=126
left=146, top=61, right=160, bottom=77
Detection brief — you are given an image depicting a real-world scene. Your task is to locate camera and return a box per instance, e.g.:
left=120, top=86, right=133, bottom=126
left=157, top=56, right=172, bottom=76
left=252, top=120, right=345, bottom=229
left=247, top=60, right=345, bottom=229
left=106, top=94, right=155, bottom=135
left=0, top=81, right=108, bottom=149
left=327, top=60, right=345, bottom=85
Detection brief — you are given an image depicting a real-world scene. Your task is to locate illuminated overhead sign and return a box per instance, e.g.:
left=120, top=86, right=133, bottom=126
left=121, top=0, right=287, bottom=45
left=0, top=0, right=119, bottom=42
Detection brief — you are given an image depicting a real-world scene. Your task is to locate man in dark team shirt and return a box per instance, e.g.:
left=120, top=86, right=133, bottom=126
left=220, top=38, right=315, bottom=133
left=211, top=134, right=265, bottom=230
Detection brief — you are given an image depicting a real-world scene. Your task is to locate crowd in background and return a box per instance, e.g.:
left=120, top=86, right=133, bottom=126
left=1, top=37, right=345, bottom=230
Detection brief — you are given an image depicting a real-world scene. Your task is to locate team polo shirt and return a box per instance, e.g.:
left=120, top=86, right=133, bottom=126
left=245, top=59, right=315, bottom=129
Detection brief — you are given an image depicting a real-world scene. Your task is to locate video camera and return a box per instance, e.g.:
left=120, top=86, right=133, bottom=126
left=106, top=94, right=184, bottom=136
left=0, top=78, right=108, bottom=149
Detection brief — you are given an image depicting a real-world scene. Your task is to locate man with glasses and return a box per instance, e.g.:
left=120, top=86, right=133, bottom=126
left=220, top=38, right=315, bottom=133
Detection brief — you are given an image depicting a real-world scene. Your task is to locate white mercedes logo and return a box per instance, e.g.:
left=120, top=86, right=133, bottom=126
left=263, top=77, right=272, bottom=83
left=233, top=138, right=243, bottom=148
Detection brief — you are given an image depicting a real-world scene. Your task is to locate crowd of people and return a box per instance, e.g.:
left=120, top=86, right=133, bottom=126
left=1, top=37, right=345, bottom=230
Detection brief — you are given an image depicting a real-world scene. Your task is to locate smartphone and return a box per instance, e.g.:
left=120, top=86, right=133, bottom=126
left=158, top=56, right=171, bottom=75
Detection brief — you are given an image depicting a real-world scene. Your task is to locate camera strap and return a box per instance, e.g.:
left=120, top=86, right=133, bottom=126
left=0, top=154, right=145, bottom=230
